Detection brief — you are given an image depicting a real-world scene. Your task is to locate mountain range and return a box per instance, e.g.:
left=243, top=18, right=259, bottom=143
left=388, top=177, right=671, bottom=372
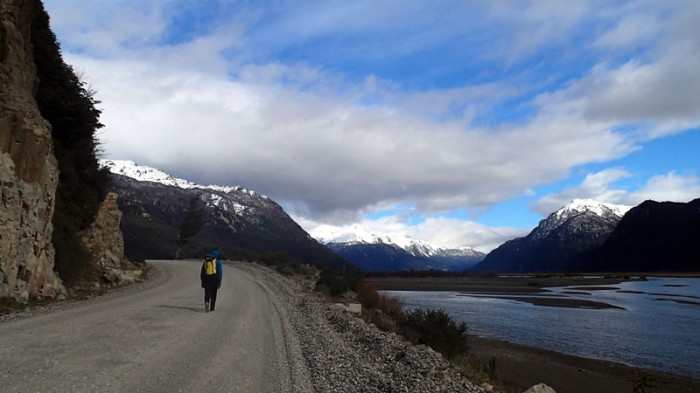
left=104, top=160, right=699, bottom=274
left=317, top=225, right=485, bottom=272
left=472, top=199, right=630, bottom=272
left=102, top=160, right=347, bottom=269
left=472, top=198, right=700, bottom=273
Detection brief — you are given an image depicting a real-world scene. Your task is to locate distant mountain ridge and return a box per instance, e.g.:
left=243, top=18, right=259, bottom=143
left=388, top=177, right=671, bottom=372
left=102, top=160, right=347, bottom=269
left=317, top=224, right=485, bottom=271
left=472, top=199, right=630, bottom=272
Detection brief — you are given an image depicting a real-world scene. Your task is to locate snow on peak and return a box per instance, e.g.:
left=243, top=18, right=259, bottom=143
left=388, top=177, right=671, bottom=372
left=315, top=224, right=399, bottom=245
left=313, top=224, right=479, bottom=257
left=100, top=159, right=266, bottom=198
left=556, top=199, right=631, bottom=219
left=315, top=224, right=417, bottom=248
left=101, top=160, right=198, bottom=189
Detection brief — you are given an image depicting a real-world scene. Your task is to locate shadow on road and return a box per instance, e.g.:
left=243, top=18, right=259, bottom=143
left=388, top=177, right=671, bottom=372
left=157, top=304, right=204, bottom=313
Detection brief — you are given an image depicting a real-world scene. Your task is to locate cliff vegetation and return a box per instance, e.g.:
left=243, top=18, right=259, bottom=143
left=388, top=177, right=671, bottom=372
left=30, top=1, right=110, bottom=286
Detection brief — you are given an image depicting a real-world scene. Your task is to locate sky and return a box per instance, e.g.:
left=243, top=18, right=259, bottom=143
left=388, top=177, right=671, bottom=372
left=43, top=0, right=700, bottom=252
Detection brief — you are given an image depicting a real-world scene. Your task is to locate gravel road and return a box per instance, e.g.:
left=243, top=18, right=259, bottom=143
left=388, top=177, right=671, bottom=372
left=0, top=260, right=312, bottom=393
left=1, top=260, right=486, bottom=393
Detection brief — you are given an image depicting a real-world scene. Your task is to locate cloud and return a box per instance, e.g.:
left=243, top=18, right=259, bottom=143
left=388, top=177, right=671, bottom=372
left=627, top=171, right=700, bottom=203
left=534, top=169, right=700, bottom=214
left=78, top=51, right=643, bottom=222
left=298, top=214, right=526, bottom=253
left=46, top=0, right=700, bottom=232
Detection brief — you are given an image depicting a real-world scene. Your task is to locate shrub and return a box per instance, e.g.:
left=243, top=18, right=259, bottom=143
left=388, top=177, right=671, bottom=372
left=315, top=270, right=351, bottom=297
left=364, top=309, right=399, bottom=332
left=275, top=261, right=308, bottom=276
left=357, top=282, right=404, bottom=319
left=400, top=308, right=469, bottom=358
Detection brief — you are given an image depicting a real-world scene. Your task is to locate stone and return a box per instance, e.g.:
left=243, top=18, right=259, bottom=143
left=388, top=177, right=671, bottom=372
left=103, top=268, right=143, bottom=285
left=346, top=303, right=362, bottom=315
left=523, top=383, right=557, bottom=393
left=79, top=193, right=127, bottom=271
left=330, top=303, right=346, bottom=312
left=0, top=0, right=66, bottom=302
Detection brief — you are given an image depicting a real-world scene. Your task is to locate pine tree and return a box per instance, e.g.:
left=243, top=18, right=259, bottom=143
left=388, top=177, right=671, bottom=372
left=31, top=0, right=110, bottom=285
left=175, top=195, right=206, bottom=259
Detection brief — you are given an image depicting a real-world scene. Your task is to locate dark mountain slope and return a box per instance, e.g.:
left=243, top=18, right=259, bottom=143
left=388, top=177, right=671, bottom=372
left=584, top=199, right=700, bottom=272
left=110, top=173, right=347, bottom=270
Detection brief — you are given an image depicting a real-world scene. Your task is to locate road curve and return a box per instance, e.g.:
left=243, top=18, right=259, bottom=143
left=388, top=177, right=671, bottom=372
left=0, top=260, right=307, bottom=393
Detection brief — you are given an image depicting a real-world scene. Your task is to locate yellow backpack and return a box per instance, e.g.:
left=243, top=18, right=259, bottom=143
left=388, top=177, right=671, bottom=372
left=204, top=255, right=217, bottom=275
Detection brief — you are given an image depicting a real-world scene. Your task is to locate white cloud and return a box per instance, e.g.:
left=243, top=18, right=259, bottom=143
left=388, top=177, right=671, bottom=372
left=298, top=214, right=526, bottom=254
left=534, top=169, right=700, bottom=214
left=628, top=172, right=700, bottom=203
left=45, top=0, right=700, bottom=239
left=78, top=51, right=644, bottom=220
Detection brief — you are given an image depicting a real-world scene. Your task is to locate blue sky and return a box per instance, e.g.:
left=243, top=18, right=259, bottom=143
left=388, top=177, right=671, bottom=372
left=44, top=1, right=700, bottom=252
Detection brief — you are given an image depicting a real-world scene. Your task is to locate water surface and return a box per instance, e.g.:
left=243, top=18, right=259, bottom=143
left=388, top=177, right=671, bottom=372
left=387, top=277, right=700, bottom=379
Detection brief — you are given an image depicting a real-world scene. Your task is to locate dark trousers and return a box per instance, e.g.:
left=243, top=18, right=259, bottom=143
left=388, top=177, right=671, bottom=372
left=203, top=277, right=220, bottom=310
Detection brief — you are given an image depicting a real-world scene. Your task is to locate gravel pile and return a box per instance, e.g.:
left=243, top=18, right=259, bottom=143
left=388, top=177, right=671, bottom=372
left=253, top=264, right=487, bottom=393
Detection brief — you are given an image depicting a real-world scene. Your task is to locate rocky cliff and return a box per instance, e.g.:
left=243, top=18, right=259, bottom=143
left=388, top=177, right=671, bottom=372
left=78, top=192, right=142, bottom=285
left=0, top=0, right=65, bottom=302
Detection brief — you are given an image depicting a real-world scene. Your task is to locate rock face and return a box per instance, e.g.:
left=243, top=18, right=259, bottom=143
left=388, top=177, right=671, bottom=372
left=0, top=0, right=65, bottom=302
left=78, top=192, right=139, bottom=284
left=79, top=193, right=125, bottom=271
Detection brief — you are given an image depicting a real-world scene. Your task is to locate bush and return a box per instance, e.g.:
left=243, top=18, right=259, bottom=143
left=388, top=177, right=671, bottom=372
left=275, top=261, right=309, bottom=276
left=400, top=308, right=469, bottom=358
left=251, top=252, right=310, bottom=276
left=364, top=309, right=399, bottom=332
left=315, top=270, right=351, bottom=296
left=357, top=282, right=404, bottom=319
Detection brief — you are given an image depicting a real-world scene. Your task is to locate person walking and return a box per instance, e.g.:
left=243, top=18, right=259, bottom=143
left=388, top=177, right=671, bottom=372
left=201, top=250, right=223, bottom=312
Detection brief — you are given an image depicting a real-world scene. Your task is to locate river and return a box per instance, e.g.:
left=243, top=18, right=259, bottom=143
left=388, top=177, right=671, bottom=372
left=386, top=277, right=700, bottom=379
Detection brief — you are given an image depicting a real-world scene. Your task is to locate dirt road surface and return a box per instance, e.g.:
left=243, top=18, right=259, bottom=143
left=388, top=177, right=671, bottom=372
left=0, top=260, right=311, bottom=393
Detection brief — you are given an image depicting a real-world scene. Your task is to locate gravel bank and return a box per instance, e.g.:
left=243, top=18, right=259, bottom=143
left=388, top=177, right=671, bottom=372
left=244, top=263, right=486, bottom=393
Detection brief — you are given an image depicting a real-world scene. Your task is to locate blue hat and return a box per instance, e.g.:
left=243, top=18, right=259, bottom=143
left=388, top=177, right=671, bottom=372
left=211, top=250, right=219, bottom=257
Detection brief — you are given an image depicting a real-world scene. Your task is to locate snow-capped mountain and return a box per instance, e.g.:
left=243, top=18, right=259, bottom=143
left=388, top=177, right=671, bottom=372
left=316, top=224, right=484, bottom=271
left=530, top=199, right=631, bottom=242
left=316, top=224, right=483, bottom=258
left=101, top=160, right=345, bottom=268
left=101, top=160, right=263, bottom=196
left=472, top=199, right=630, bottom=272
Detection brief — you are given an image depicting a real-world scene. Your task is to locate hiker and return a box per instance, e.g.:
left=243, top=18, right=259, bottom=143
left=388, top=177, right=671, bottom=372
left=201, top=250, right=223, bottom=312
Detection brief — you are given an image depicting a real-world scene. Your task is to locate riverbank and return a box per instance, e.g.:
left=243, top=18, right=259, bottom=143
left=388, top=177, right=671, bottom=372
left=468, top=335, right=700, bottom=393
left=367, top=275, right=637, bottom=309
left=369, top=274, right=700, bottom=391
left=366, top=275, right=640, bottom=294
